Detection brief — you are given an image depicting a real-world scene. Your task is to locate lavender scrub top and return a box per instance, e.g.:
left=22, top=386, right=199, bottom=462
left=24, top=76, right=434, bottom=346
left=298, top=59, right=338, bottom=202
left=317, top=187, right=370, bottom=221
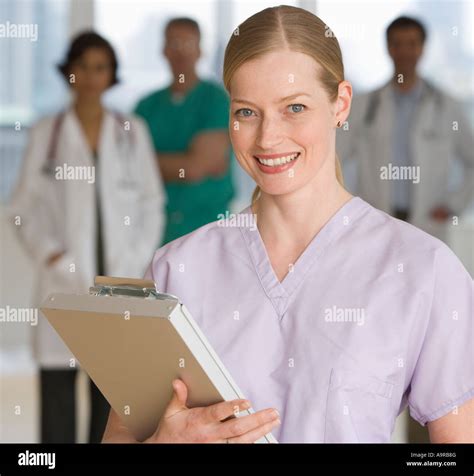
left=144, top=196, right=474, bottom=443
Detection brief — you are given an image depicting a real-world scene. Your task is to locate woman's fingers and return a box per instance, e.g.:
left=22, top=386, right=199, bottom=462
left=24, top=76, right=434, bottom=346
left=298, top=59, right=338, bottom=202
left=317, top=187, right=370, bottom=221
left=227, top=418, right=280, bottom=443
left=203, top=398, right=251, bottom=424
left=162, top=379, right=189, bottom=419
left=46, top=251, right=65, bottom=266
left=217, top=408, right=279, bottom=440
left=171, top=379, right=188, bottom=406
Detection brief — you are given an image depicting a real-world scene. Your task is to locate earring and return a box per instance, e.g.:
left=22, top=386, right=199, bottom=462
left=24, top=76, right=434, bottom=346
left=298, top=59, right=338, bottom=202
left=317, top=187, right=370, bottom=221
left=337, top=120, right=341, bottom=128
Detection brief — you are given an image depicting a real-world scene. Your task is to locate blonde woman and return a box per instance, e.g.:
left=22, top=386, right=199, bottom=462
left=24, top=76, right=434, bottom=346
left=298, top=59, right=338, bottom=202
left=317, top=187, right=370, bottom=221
left=103, top=6, right=473, bottom=443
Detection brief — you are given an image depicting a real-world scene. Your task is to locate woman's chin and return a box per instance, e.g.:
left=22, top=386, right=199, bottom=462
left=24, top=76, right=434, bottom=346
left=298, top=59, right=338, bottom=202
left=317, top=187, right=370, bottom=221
left=255, top=182, right=302, bottom=198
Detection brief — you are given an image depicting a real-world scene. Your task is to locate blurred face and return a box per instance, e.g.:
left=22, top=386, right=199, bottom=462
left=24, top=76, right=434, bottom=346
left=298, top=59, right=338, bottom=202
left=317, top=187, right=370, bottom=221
left=69, top=47, right=114, bottom=99
left=387, top=27, right=424, bottom=76
left=164, top=24, right=200, bottom=76
left=229, top=50, right=351, bottom=198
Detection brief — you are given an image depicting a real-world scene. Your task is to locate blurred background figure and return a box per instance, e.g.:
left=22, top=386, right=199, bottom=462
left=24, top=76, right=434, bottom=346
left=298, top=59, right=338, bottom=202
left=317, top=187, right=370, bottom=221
left=337, top=16, right=473, bottom=242
left=135, top=17, right=234, bottom=244
left=8, top=31, right=165, bottom=442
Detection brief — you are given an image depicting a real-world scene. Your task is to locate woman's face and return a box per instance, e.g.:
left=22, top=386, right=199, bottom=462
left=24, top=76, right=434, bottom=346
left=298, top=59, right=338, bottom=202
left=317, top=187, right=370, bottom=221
left=229, top=50, right=350, bottom=197
left=69, top=47, right=114, bottom=99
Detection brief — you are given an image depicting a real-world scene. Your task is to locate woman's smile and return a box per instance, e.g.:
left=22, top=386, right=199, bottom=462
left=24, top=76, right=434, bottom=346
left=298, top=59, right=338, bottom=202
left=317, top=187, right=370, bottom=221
left=254, top=151, right=300, bottom=174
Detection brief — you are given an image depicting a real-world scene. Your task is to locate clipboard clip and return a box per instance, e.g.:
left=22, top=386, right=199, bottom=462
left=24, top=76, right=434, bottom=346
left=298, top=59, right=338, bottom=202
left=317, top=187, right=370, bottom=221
left=89, top=276, right=179, bottom=302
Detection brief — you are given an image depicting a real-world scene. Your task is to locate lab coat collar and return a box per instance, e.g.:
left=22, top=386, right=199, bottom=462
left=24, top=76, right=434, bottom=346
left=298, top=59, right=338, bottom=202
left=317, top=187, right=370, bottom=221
left=63, top=106, right=115, bottom=162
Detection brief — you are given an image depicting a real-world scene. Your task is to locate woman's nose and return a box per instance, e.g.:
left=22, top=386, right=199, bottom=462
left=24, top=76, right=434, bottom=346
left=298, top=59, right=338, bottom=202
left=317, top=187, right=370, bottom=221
left=255, top=117, right=284, bottom=151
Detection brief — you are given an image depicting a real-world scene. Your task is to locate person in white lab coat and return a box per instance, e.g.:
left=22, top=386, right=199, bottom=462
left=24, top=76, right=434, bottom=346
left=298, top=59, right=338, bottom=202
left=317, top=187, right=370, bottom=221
left=337, top=16, right=474, bottom=242
left=9, top=31, right=166, bottom=443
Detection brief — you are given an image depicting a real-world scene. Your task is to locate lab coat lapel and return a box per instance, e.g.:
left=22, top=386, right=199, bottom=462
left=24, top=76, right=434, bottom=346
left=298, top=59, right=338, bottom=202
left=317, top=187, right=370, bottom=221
left=63, top=108, right=94, bottom=166
left=59, top=108, right=97, bottom=280
left=367, top=82, right=394, bottom=213
left=376, top=83, right=395, bottom=164
left=410, top=81, right=432, bottom=217
left=96, top=110, right=114, bottom=167
left=410, top=82, right=448, bottom=240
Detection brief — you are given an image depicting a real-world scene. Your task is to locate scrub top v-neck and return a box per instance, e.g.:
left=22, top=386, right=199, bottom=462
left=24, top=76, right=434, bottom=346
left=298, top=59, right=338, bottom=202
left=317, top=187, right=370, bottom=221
left=239, top=197, right=366, bottom=318
left=145, top=196, right=474, bottom=443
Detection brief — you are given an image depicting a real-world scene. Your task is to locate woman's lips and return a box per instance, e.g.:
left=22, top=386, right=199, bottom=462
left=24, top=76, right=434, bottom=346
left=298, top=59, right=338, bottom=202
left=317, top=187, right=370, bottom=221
left=254, top=152, right=300, bottom=174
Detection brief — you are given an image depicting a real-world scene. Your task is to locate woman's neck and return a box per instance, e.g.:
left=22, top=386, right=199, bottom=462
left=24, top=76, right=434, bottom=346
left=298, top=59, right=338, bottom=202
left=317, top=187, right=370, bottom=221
left=73, top=99, right=104, bottom=124
left=253, top=174, right=353, bottom=253
left=73, top=99, right=104, bottom=154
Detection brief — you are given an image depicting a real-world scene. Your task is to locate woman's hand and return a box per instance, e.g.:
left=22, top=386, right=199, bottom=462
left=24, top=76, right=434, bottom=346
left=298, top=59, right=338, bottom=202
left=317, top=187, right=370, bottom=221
left=102, top=379, right=280, bottom=443
left=46, top=251, right=65, bottom=267
left=430, top=205, right=452, bottom=222
left=146, top=379, right=280, bottom=443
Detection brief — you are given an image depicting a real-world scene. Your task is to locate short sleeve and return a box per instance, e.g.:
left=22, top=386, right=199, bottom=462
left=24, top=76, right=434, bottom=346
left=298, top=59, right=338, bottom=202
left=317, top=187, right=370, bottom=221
left=407, top=244, right=474, bottom=425
left=142, top=245, right=172, bottom=294
left=198, top=84, right=229, bottom=133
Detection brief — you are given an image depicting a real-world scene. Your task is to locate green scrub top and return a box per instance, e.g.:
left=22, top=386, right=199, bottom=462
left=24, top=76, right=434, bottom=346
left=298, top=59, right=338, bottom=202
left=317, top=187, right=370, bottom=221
left=135, top=80, right=234, bottom=245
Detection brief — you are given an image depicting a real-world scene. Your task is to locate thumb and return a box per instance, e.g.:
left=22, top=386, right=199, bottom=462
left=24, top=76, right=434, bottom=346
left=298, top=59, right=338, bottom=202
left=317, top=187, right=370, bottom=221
left=165, top=379, right=188, bottom=416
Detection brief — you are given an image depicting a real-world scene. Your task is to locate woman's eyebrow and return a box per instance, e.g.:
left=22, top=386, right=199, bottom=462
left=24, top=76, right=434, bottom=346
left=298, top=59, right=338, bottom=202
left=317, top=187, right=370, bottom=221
left=232, top=93, right=312, bottom=107
left=278, top=92, right=312, bottom=102
left=231, top=98, right=259, bottom=107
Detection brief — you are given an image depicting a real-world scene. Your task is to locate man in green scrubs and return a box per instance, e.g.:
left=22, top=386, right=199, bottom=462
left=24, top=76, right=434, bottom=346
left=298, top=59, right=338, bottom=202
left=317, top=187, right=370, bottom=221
left=135, top=17, right=234, bottom=245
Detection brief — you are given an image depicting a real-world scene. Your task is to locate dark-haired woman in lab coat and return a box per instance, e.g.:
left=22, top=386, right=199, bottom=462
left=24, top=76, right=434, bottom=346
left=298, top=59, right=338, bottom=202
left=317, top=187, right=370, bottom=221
left=9, top=31, right=165, bottom=443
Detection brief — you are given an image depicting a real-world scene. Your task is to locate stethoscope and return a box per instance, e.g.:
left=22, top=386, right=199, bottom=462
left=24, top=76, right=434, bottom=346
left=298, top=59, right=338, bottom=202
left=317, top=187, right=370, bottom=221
left=363, top=81, right=443, bottom=140
left=42, top=110, right=138, bottom=189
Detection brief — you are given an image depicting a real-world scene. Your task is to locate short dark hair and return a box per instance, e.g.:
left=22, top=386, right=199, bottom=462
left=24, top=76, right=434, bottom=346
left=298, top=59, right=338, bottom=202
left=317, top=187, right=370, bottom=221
left=57, top=31, right=119, bottom=86
left=386, top=16, right=427, bottom=44
left=165, top=17, right=201, bottom=41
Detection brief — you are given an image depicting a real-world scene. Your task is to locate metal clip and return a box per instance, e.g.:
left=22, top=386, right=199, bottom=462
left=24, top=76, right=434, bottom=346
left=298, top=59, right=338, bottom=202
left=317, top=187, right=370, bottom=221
left=89, top=276, right=178, bottom=302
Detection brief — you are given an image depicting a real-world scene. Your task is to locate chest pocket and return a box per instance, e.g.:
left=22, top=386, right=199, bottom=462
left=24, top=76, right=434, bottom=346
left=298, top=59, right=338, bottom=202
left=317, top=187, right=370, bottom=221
left=324, top=365, right=397, bottom=443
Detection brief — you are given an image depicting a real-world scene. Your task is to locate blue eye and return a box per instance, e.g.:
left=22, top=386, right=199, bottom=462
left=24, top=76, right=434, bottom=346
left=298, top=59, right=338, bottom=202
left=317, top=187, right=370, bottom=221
left=235, top=108, right=254, bottom=117
left=288, top=104, right=305, bottom=113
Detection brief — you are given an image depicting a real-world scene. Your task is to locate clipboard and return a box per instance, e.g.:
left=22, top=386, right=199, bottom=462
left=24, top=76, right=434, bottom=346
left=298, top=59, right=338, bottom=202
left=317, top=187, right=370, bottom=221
left=40, top=276, right=278, bottom=443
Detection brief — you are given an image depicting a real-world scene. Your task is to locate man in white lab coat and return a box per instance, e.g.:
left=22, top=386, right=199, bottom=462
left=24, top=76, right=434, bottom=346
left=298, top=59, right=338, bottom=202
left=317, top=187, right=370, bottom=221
left=9, top=32, right=166, bottom=443
left=337, top=16, right=473, bottom=242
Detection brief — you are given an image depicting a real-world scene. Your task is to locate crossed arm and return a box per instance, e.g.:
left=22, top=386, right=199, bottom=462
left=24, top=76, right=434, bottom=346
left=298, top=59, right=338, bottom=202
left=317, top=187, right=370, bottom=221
left=157, top=130, right=230, bottom=183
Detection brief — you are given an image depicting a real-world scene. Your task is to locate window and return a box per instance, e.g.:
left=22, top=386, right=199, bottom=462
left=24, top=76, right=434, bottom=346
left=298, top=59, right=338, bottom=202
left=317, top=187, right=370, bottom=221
left=0, top=0, right=70, bottom=202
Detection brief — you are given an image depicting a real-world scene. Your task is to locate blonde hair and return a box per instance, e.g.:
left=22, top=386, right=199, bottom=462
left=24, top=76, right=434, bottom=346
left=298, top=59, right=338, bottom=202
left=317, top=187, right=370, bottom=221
left=223, top=5, right=345, bottom=204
